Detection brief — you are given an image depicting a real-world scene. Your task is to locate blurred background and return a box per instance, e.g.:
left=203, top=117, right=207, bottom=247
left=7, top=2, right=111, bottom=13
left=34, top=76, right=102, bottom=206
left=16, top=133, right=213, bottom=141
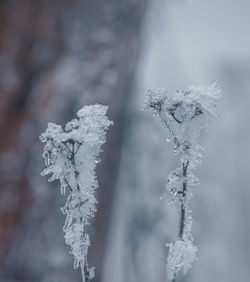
left=0, top=0, right=250, bottom=282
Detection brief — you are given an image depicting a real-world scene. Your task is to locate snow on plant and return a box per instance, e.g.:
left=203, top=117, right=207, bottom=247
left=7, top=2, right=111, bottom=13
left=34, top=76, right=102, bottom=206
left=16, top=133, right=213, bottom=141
left=144, top=82, right=221, bottom=281
left=40, top=104, right=113, bottom=282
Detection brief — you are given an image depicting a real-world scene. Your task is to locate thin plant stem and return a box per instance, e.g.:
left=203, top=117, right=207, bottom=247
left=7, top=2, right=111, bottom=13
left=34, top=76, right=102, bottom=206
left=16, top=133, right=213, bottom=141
left=179, top=161, right=189, bottom=239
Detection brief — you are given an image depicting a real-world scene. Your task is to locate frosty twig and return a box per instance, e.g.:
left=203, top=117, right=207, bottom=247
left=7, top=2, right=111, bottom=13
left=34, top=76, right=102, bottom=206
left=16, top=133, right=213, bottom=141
left=144, top=82, right=221, bottom=281
left=40, top=104, right=113, bottom=282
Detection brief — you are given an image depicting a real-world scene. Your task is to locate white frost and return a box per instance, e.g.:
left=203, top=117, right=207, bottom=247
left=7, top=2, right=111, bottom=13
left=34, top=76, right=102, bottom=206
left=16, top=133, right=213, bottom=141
left=166, top=239, right=198, bottom=281
left=40, top=104, right=113, bottom=281
left=145, top=82, right=221, bottom=281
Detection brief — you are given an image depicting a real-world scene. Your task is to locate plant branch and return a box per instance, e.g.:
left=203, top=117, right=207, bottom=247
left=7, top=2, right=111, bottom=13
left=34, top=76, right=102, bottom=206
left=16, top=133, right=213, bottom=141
left=179, top=161, right=189, bottom=239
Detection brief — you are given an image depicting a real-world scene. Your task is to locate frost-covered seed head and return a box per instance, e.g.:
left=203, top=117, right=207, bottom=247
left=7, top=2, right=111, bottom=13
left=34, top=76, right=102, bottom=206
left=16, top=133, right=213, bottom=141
left=145, top=82, right=221, bottom=154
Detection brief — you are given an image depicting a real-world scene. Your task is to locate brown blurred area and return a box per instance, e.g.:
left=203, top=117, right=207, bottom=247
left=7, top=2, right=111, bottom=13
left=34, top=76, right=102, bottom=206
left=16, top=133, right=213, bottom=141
left=0, top=1, right=147, bottom=281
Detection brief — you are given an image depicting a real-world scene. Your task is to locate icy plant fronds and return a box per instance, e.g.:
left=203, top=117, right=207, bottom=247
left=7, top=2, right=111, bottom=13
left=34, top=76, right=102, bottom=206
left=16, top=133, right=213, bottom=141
left=40, top=104, right=113, bottom=282
left=144, top=82, right=221, bottom=281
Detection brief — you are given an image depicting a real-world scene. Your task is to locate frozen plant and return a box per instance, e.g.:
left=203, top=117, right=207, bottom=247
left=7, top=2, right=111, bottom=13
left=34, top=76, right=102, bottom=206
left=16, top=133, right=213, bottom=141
left=40, top=104, right=113, bottom=282
left=144, top=82, right=221, bottom=281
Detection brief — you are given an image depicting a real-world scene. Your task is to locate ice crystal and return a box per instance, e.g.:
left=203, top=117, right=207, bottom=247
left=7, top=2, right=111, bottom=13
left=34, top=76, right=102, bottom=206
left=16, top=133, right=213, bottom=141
left=40, top=104, right=113, bottom=282
left=166, top=239, right=198, bottom=281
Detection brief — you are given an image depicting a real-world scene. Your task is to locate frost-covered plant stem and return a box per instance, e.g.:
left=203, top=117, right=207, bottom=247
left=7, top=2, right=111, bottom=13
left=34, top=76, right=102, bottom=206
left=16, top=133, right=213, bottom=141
left=144, top=82, right=221, bottom=281
left=64, top=140, right=91, bottom=282
left=171, top=160, right=189, bottom=282
left=81, top=260, right=91, bottom=282
left=179, top=160, right=188, bottom=240
left=40, top=104, right=113, bottom=282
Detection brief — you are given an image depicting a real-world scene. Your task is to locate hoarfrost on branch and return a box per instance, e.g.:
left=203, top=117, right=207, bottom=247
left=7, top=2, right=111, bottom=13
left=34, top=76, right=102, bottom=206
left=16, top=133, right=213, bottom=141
left=40, top=104, right=113, bottom=282
left=144, top=82, right=221, bottom=281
